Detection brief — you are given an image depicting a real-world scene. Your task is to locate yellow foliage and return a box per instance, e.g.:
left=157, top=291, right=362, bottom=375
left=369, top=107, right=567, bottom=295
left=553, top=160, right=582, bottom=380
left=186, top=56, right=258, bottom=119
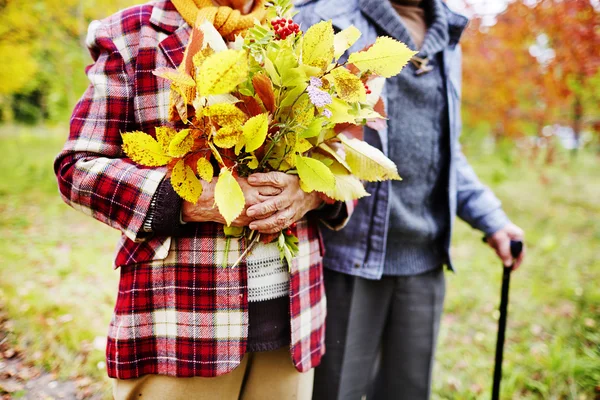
left=214, top=168, right=245, bottom=226
left=302, top=21, right=334, bottom=73
left=196, top=158, right=214, bottom=182
left=155, top=126, right=178, bottom=153
left=333, top=26, right=361, bottom=60
left=153, top=67, right=196, bottom=87
left=203, top=103, right=247, bottom=128
left=242, top=113, right=269, bottom=152
left=121, top=131, right=172, bottom=167
left=295, top=155, right=336, bottom=193
left=214, top=126, right=243, bottom=149
left=348, top=36, right=417, bottom=78
left=325, top=98, right=355, bottom=125
left=292, top=94, right=315, bottom=129
left=329, top=68, right=366, bottom=103
left=196, top=49, right=249, bottom=95
left=339, top=134, right=401, bottom=181
left=322, top=160, right=370, bottom=202
left=171, top=159, right=203, bottom=203
left=168, top=129, right=194, bottom=157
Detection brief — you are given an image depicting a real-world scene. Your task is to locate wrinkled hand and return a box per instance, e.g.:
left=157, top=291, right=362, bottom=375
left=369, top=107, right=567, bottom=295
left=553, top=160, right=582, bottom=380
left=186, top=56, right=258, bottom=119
left=182, top=177, right=281, bottom=227
left=486, top=222, right=526, bottom=270
left=245, top=172, right=323, bottom=234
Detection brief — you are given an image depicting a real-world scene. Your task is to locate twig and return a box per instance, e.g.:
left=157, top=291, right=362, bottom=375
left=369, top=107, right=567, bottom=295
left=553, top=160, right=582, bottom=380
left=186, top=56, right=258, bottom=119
left=232, top=233, right=261, bottom=268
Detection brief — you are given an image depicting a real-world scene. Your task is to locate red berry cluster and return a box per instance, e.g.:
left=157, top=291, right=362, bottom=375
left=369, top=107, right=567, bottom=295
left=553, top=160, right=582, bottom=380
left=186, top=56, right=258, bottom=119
left=284, top=222, right=297, bottom=236
left=364, top=83, right=372, bottom=95
left=271, top=17, right=300, bottom=40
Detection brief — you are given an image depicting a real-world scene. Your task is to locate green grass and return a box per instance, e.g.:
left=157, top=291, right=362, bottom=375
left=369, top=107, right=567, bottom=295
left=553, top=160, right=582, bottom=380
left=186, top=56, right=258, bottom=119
left=0, top=126, right=598, bottom=399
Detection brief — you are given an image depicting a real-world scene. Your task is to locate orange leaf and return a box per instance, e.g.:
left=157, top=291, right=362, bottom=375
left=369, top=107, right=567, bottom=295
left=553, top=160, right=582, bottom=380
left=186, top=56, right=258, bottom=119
left=334, top=123, right=364, bottom=140
left=252, top=73, right=276, bottom=113
left=238, top=94, right=265, bottom=117
left=182, top=26, right=204, bottom=76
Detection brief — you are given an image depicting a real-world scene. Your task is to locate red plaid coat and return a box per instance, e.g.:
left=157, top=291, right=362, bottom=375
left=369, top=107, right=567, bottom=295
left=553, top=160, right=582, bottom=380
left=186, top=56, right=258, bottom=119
left=54, top=0, right=352, bottom=379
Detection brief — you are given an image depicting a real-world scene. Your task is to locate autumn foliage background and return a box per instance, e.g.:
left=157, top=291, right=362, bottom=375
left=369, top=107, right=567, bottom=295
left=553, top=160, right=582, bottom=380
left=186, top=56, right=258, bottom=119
left=0, top=0, right=598, bottom=398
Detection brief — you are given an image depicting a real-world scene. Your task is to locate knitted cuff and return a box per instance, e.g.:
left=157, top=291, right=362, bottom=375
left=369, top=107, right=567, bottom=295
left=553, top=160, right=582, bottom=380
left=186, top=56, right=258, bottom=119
left=150, top=178, right=185, bottom=237
left=311, top=201, right=346, bottom=223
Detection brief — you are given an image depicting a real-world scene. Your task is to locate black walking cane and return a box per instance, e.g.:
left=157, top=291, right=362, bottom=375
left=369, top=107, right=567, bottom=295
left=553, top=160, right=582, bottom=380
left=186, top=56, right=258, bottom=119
left=485, top=239, right=523, bottom=400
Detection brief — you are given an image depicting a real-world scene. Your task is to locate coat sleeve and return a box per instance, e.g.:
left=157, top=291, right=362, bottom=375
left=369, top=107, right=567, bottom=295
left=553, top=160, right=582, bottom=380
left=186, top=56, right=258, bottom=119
left=54, top=21, right=167, bottom=243
left=455, top=145, right=510, bottom=236
left=451, top=45, right=510, bottom=236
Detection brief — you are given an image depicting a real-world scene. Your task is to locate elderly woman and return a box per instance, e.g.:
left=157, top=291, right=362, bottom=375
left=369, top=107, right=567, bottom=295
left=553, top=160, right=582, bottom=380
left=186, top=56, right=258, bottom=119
left=53, top=0, right=348, bottom=398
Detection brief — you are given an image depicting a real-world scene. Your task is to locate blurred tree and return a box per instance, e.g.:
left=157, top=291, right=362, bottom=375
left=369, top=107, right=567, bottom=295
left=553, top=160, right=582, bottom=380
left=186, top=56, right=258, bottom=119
left=0, top=0, right=139, bottom=123
left=461, top=0, right=600, bottom=147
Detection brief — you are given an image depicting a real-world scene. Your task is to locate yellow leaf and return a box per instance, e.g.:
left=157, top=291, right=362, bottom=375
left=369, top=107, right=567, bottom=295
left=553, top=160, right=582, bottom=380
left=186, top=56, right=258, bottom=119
left=247, top=155, right=259, bottom=169
left=168, top=129, right=194, bottom=157
left=153, top=67, right=196, bottom=87
left=214, top=168, right=245, bottom=226
left=348, top=36, right=417, bottom=78
left=121, top=131, right=172, bottom=167
left=197, top=157, right=214, bottom=182
left=302, top=20, right=334, bottom=72
left=325, top=98, right=355, bottom=124
left=297, top=138, right=313, bottom=154
left=243, top=113, right=269, bottom=153
left=333, top=26, right=361, bottom=60
left=295, top=155, right=336, bottom=193
left=339, top=134, right=401, bottom=181
left=192, top=47, right=214, bottom=69
left=155, top=126, right=178, bottom=153
left=197, top=49, right=249, bottom=95
left=322, top=160, right=370, bottom=202
left=203, top=103, right=247, bottom=128
left=292, top=94, right=315, bottom=129
left=329, top=67, right=366, bottom=103
left=171, top=159, right=203, bottom=203
left=214, top=126, right=243, bottom=149
left=208, top=141, right=225, bottom=166
left=234, top=135, right=246, bottom=155
left=318, top=142, right=352, bottom=171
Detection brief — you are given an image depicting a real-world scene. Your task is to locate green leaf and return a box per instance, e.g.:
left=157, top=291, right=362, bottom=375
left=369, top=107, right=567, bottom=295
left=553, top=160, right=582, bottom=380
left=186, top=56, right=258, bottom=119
left=299, top=117, right=325, bottom=139
left=295, top=154, right=336, bottom=193
left=121, top=131, right=172, bottom=167
left=339, top=134, right=401, bottom=181
left=302, top=20, right=334, bottom=72
left=171, top=159, right=203, bottom=203
left=243, top=113, right=269, bottom=152
left=214, top=168, right=245, bottom=226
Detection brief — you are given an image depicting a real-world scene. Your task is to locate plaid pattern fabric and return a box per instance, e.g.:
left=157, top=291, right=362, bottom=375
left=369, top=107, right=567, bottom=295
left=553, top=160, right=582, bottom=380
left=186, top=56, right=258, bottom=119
left=54, top=0, right=338, bottom=378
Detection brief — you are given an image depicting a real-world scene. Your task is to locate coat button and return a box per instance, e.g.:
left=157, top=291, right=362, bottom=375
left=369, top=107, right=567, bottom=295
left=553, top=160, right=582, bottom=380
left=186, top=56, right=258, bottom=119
left=353, top=262, right=361, bottom=269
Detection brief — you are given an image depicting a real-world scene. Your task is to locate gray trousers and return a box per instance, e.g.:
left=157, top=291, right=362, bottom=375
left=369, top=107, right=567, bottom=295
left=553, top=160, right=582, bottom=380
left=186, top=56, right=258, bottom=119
left=312, top=267, right=446, bottom=400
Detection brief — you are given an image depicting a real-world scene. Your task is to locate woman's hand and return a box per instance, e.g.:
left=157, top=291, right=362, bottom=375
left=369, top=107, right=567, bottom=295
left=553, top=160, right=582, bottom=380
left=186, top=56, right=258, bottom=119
left=245, top=172, right=323, bottom=234
left=182, top=177, right=281, bottom=227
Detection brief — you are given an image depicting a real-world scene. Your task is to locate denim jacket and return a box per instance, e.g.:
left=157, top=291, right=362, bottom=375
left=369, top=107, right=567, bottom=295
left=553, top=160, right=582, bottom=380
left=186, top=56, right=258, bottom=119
left=296, top=0, right=511, bottom=279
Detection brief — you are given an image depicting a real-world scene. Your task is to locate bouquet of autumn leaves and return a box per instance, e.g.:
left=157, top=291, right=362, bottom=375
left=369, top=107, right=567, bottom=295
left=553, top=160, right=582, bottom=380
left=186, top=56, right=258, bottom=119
left=121, top=0, right=416, bottom=266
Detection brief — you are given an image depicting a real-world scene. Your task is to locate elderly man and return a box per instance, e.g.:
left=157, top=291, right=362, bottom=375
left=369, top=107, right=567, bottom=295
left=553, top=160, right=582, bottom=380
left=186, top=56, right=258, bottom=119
left=295, top=0, right=525, bottom=399
left=54, top=0, right=348, bottom=398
